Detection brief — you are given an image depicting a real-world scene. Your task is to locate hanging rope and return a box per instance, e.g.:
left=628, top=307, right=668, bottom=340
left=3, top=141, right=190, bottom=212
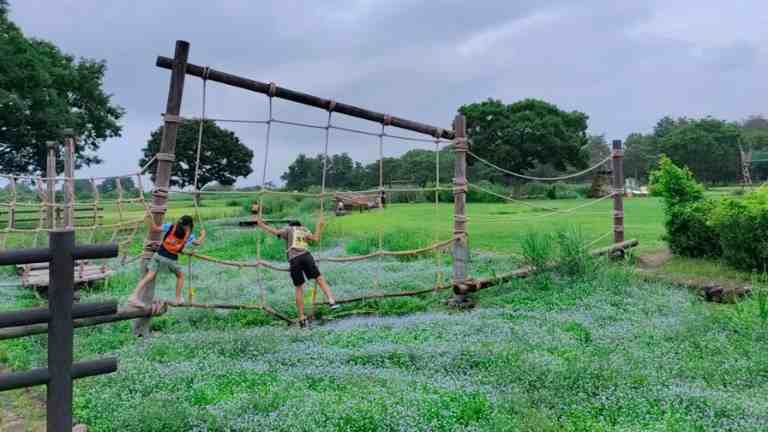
left=255, top=84, right=276, bottom=307
left=191, top=66, right=211, bottom=233
left=433, top=131, right=444, bottom=292
left=468, top=150, right=612, bottom=182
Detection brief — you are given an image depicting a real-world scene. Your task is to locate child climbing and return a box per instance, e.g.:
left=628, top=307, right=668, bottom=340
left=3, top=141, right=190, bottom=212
left=128, top=215, right=205, bottom=308
left=253, top=217, right=339, bottom=327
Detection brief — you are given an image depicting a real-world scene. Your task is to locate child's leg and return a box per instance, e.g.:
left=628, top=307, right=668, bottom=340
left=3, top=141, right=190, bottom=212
left=294, top=284, right=306, bottom=321
left=128, top=271, right=157, bottom=307
left=316, top=275, right=336, bottom=304
left=174, top=272, right=185, bottom=304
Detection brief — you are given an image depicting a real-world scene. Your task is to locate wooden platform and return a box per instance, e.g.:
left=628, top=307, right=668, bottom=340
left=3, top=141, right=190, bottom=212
left=17, top=260, right=113, bottom=289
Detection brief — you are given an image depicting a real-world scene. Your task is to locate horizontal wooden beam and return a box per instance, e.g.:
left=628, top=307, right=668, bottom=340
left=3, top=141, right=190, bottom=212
left=156, top=56, right=455, bottom=140
left=0, top=358, right=117, bottom=392
left=0, top=307, right=163, bottom=341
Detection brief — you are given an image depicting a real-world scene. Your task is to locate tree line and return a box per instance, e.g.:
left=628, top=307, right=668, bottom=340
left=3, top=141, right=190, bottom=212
left=3, top=0, right=766, bottom=190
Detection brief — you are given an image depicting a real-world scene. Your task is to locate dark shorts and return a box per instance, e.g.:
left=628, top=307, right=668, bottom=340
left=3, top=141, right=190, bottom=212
left=289, top=252, right=321, bottom=287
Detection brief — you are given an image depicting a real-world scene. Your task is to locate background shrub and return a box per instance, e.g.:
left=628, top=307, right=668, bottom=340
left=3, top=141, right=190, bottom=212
left=712, top=188, right=768, bottom=271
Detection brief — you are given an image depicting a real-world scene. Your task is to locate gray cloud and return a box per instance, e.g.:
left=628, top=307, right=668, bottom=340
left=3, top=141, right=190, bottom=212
left=8, top=0, right=768, bottom=185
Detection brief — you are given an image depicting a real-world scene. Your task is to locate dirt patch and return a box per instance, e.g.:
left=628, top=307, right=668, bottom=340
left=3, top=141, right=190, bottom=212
left=636, top=249, right=752, bottom=303
left=636, top=249, right=673, bottom=269
left=0, top=367, right=45, bottom=432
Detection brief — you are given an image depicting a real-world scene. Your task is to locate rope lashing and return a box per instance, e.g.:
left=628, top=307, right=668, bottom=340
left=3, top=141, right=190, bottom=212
left=162, top=114, right=182, bottom=124
left=156, top=152, right=176, bottom=162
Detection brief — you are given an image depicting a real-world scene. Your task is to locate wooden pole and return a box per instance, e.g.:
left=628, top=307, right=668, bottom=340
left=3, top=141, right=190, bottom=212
left=451, top=114, right=470, bottom=306
left=47, top=229, right=75, bottom=431
left=62, top=130, right=75, bottom=229
left=134, top=40, right=190, bottom=337
left=45, top=141, right=56, bottom=230
left=155, top=56, right=455, bottom=140
left=612, top=140, right=625, bottom=245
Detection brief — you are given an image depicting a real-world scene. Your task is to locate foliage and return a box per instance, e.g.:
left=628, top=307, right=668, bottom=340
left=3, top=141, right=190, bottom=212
left=658, top=118, right=741, bottom=184
left=649, top=155, right=704, bottom=208
left=0, top=3, right=124, bottom=175
left=711, top=187, right=768, bottom=271
left=520, top=231, right=554, bottom=269
left=140, top=120, right=253, bottom=189
left=664, top=199, right=721, bottom=258
left=459, top=98, right=590, bottom=177
left=650, top=156, right=720, bottom=258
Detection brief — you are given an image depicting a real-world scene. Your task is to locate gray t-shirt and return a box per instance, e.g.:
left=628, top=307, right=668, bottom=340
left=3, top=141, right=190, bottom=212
left=277, top=226, right=311, bottom=260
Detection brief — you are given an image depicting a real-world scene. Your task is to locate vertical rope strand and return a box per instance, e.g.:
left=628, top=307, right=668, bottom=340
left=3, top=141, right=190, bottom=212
left=257, top=92, right=274, bottom=308
left=90, top=178, right=100, bottom=244
left=192, top=71, right=209, bottom=230
left=1, top=176, right=16, bottom=250
left=433, top=137, right=443, bottom=291
left=376, top=123, right=386, bottom=294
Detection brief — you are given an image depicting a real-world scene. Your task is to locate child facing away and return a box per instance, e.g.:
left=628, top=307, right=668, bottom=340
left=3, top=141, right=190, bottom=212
left=128, top=215, right=205, bottom=308
left=253, top=217, right=338, bottom=327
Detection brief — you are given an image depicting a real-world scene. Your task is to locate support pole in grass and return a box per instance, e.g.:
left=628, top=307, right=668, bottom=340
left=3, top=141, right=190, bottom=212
left=134, top=40, right=190, bottom=337
left=612, top=139, right=625, bottom=246
left=450, top=114, right=471, bottom=306
left=62, top=129, right=75, bottom=229
left=45, top=141, right=56, bottom=231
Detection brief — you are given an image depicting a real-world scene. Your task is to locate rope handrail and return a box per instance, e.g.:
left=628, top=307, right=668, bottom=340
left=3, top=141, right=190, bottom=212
left=168, top=186, right=452, bottom=198
left=466, top=182, right=557, bottom=211
left=182, top=236, right=458, bottom=270
left=467, top=150, right=611, bottom=182
left=470, top=192, right=616, bottom=223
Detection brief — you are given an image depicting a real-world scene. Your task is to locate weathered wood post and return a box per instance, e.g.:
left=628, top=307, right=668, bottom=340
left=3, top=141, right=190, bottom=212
left=45, top=141, right=57, bottom=230
left=133, top=40, right=190, bottom=337
left=47, top=229, right=75, bottom=431
left=612, top=139, right=625, bottom=245
left=451, top=114, right=470, bottom=305
left=62, top=129, right=76, bottom=229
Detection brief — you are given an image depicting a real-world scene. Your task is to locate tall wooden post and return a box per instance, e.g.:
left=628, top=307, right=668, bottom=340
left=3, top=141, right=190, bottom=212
left=45, top=141, right=57, bottom=230
left=612, top=139, right=625, bottom=245
left=62, top=129, right=76, bottom=229
left=451, top=114, right=470, bottom=305
left=47, top=229, right=75, bottom=431
left=134, top=40, right=190, bottom=337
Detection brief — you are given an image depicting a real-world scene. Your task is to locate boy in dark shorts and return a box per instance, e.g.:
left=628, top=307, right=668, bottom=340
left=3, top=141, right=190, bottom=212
left=253, top=217, right=339, bottom=326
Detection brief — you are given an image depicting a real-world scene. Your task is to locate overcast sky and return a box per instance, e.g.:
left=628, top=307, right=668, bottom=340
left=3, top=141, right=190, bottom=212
left=9, top=0, right=768, bottom=186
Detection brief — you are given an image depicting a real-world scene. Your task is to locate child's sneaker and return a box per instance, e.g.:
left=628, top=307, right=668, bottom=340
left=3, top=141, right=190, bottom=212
left=299, top=318, right=309, bottom=328
left=329, top=302, right=340, bottom=310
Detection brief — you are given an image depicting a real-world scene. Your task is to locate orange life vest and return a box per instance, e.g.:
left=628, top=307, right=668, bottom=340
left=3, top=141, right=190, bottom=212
left=161, top=224, right=190, bottom=255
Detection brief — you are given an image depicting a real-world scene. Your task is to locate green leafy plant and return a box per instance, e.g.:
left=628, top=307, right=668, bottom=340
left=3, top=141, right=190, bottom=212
left=521, top=231, right=554, bottom=269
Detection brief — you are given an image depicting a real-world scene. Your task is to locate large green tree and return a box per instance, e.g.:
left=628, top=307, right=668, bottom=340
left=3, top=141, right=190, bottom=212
left=140, top=120, right=253, bottom=189
left=657, top=118, right=740, bottom=184
left=458, top=99, right=590, bottom=181
left=0, top=1, right=123, bottom=175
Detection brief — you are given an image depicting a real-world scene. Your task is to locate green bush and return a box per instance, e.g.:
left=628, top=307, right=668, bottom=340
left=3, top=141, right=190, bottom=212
left=649, top=155, right=704, bottom=208
left=521, top=231, right=554, bottom=269
left=712, top=188, right=768, bottom=271
left=649, top=156, right=718, bottom=258
left=664, top=199, right=721, bottom=258
left=554, top=227, right=596, bottom=277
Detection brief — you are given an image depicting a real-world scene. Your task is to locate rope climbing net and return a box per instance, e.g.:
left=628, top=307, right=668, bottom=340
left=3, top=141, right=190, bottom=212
left=164, top=70, right=458, bottom=317
left=140, top=44, right=631, bottom=324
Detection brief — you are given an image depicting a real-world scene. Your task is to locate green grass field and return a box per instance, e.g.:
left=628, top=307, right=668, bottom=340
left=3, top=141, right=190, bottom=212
left=2, top=194, right=767, bottom=431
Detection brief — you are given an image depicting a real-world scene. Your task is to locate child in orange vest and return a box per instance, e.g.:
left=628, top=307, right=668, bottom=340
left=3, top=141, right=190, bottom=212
left=128, top=215, right=205, bottom=307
